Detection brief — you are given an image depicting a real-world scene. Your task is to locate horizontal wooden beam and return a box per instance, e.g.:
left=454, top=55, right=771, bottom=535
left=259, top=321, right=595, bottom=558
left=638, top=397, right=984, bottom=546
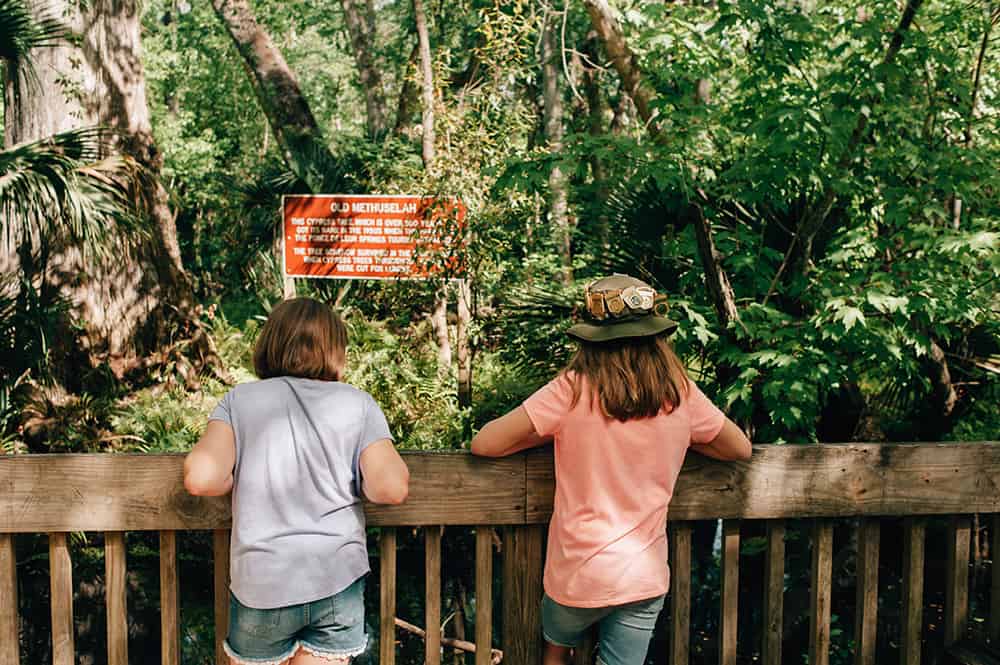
left=1, top=442, right=998, bottom=532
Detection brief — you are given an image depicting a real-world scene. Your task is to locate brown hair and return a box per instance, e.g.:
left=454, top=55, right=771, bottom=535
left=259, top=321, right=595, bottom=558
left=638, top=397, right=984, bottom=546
left=253, top=298, right=347, bottom=381
left=566, top=333, right=689, bottom=421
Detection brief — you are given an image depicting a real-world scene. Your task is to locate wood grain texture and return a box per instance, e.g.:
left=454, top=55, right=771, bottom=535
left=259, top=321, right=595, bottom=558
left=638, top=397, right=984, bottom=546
left=159, top=531, right=180, bottom=665
left=669, top=522, right=692, bottom=665
left=945, top=516, right=971, bottom=647
left=527, top=443, right=1000, bottom=523
left=104, top=532, right=128, bottom=665
left=901, top=518, right=925, bottom=665
left=502, top=525, right=544, bottom=665
left=853, top=518, right=879, bottom=665
left=720, top=520, right=739, bottom=665
left=475, top=527, right=493, bottom=665
left=0, top=533, right=19, bottom=665
left=381, top=528, right=397, bottom=665
left=763, top=520, right=785, bottom=665
left=49, top=532, right=74, bottom=665
left=213, top=529, right=230, bottom=665
left=809, top=520, right=833, bottom=665
left=425, top=526, right=442, bottom=665
left=991, top=515, right=1000, bottom=645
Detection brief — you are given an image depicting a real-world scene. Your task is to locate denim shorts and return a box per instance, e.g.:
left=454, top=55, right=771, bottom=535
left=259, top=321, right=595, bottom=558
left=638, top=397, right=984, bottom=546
left=541, top=593, right=665, bottom=665
left=224, top=576, right=368, bottom=665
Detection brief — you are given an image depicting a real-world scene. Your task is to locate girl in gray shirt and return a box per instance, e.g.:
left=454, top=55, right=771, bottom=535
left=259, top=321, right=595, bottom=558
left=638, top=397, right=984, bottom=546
left=184, top=298, right=409, bottom=665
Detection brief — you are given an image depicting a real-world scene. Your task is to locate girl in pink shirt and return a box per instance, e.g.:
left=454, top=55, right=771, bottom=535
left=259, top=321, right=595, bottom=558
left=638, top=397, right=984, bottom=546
left=471, top=274, right=751, bottom=665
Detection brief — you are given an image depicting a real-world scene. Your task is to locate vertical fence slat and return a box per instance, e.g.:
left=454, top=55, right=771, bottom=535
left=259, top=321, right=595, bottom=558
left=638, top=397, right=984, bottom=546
left=853, top=518, right=879, bottom=665
left=721, top=520, right=739, bottom=665
left=0, top=533, right=19, bottom=665
left=945, top=516, right=971, bottom=647
left=425, top=526, right=442, bottom=665
left=503, top=525, right=545, bottom=665
left=763, top=520, right=785, bottom=665
left=159, top=531, right=180, bottom=665
left=991, top=514, right=1000, bottom=645
left=214, top=529, right=231, bottom=665
left=475, top=527, right=493, bottom=665
left=104, top=532, right=128, bottom=665
left=381, top=527, right=397, bottom=665
left=809, top=520, right=833, bottom=665
left=669, top=521, right=692, bottom=665
left=901, top=518, right=925, bottom=665
left=49, top=532, right=74, bottom=665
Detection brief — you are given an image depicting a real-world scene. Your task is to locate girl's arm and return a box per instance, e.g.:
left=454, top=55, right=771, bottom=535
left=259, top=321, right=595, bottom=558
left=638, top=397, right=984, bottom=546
left=691, top=418, right=752, bottom=461
left=184, top=421, right=237, bottom=496
left=359, top=439, right=410, bottom=505
left=471, top=406, right=552, bottom=458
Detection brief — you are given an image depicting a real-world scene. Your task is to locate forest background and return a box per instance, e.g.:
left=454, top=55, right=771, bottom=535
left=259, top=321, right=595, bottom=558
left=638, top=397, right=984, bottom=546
left=1, top=0, right=998, bottom=663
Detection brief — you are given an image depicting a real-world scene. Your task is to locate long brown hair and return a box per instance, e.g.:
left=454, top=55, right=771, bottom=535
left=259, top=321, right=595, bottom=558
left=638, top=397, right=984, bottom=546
left=253, top=298, right=347, bottom=381
left=566, top=333, right=688, bottom=421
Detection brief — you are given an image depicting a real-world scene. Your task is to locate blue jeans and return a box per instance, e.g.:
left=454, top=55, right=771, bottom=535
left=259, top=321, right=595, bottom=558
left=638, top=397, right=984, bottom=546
left=541, top=593, right=665, bottom=665
left=224, top=576, right=367, bottom=664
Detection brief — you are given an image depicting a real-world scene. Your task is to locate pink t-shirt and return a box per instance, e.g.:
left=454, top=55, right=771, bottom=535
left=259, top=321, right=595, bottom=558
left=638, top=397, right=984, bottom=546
left=523, top=372, right=725, bottom=608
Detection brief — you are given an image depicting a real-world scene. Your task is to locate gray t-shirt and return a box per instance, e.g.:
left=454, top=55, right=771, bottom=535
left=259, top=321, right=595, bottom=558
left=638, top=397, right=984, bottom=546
left=209, top=377, right=392, bottom=609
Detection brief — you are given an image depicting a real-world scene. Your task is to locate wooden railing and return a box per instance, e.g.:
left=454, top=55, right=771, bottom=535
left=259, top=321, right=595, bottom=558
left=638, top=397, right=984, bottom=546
left=1, top=442, right=999, bottom=665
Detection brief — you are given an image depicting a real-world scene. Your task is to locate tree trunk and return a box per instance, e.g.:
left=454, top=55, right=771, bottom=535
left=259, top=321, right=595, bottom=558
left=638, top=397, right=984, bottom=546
left=431, top=289, right=452, bottom=370
left=3, top=0, right=220, bottom=384
left=542, top=10, right=573, bottom=283
left=211, top=0, right=332, bottom=192
left=456, top=280, right=472, bottom=408
left=393, top=43, right=421, bottom=136
left=340, top=0, right=388, bottom=137
left=414, top=0, right=436, bottom=171
left=581, top=33, right=611, bottom=247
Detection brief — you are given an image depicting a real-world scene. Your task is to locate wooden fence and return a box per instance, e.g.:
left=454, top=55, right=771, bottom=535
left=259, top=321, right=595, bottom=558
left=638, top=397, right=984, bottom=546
left=1, top=442, right=999, bottom=665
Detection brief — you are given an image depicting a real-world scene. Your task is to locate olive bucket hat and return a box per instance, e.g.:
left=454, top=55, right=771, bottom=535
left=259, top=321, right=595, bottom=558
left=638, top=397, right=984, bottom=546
left=566, top=274, right=679, bottom=343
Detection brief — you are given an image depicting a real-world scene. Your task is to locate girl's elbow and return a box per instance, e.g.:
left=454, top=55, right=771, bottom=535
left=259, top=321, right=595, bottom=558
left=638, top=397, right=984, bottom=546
left=184, top=471, right=213, bottom=496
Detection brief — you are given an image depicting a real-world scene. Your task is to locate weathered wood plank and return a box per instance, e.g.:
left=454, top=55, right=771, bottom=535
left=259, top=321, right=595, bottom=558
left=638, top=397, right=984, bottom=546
left=669, top=521, right=692, bottom=665
left=720, top=520, right=739, bottom=665
left=159, top=531, right=180, bottom=665
left=476, top=527, right=493, bottom=665
left=104, top=532, right=128, bottom=665
left=809, top=520, right=833, bottom=665
left=763, top=520, right=785, bottom=665
left=853, top=518, right=879, bottom=665
left=425, top=526, right=442, bottom=665
left=991, top=514, right=1000, bottom=645
left=49, top=532, right=74, bottom=665
left=946, top=516, right=971, bottom=647
left=901, top=518, right=925, bottom=665
left=0, top=533, right=19, bottom=665
left=0, top=452, right=525, bottom=531
left=214, top=529, right=230, bottom=665
left=381, top=528, right=397, bottom=665
left=527, top=443, right=1000, bottom=523
left=503, top=525, right=544, bottom=665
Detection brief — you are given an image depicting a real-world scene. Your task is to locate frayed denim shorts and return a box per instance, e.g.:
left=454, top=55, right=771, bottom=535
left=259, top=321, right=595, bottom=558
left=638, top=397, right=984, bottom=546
left=542, top=593, right=665, bottom=665
left=224, top=576, right=367, bottom=664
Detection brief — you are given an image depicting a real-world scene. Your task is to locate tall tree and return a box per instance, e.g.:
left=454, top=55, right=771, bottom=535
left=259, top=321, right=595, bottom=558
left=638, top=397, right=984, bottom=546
left=2, top=0, right=220, bottom=384
left=542, top=9, right=573, bottom=283
left=340, top=0, right=388, bottom=137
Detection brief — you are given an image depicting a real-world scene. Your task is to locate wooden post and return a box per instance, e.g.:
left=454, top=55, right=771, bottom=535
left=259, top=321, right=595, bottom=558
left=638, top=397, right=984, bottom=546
left=720, top=520, right=739, bottom=665
left=763, top=520, right=785, bottom=665
left=991, top=514, right=1000, bottom=645
left=809, top=520, right=833, bottom=665
left=159, top=531, right=180, bottom=665
left=475, top=527, right=493, bottom=665
left=945, top=516, right=971, bottom=646
left=503, top=525, right=545, bottom=665
left=49, top=532, right=74, bottom=665
left=104, top=532, right=128, bottom=665
left=0, top=533, right=19, bottom=665
left=381, top=528, right=397, bottom=665
left=853, top=518, right=879, bottom=665
left=214, top=529, right=231, bottom=665
left=901, top=518, right=925, bottom=665
left=669, top=522, right=692, bottom=665
left=426, top=526, right=442, bottom=665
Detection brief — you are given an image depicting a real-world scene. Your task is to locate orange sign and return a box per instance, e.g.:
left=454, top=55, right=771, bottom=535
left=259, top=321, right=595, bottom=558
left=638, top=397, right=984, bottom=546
left=282, top=195, right=464, bottom=279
